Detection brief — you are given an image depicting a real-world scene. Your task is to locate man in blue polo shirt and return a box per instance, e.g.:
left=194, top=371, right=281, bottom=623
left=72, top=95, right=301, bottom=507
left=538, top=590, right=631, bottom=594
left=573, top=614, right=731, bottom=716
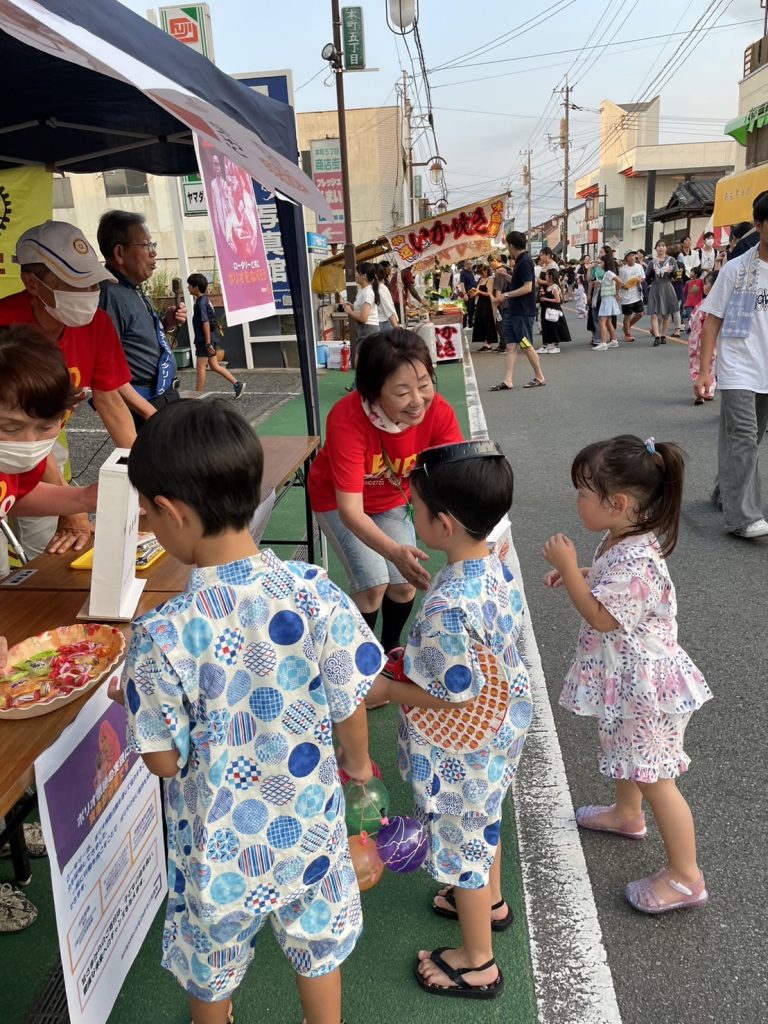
left=489, top=231, right=546, bottom=391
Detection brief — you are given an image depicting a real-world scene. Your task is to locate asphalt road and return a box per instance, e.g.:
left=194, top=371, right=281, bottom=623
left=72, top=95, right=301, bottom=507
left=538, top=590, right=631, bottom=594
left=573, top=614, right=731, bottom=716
left=473, top=311, right=767, bottom=1024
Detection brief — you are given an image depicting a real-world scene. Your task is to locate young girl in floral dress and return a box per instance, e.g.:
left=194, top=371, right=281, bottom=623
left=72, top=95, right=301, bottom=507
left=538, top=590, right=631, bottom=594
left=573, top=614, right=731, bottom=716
left=688, top=272, right=718, bottom=404
left=543, top=435, right=713, bottom=914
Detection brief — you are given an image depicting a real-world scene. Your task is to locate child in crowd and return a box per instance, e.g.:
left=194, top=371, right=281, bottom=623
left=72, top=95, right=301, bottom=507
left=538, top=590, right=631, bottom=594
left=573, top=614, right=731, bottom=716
left=543, top=435, right=712, bottom=914
left=114, top=400, right=384, bottom=1024
left=681, top=266, right=704, bottom=330
left=365, top=441, right=532, bottom=1000
left=187, top=274, right=245, bottom=400
left=687, top=272, right=718, bottom=405
left=573, top=278, right=588, bottom=318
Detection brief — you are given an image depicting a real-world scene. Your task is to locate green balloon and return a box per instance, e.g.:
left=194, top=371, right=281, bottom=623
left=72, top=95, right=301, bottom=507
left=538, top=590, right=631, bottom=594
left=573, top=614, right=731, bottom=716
left=344, top=778, right=390, bottom=836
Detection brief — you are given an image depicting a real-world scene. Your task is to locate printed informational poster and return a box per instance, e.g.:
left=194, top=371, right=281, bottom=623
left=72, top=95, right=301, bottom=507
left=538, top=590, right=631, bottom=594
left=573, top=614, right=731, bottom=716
left=195, top=135, right=276, bottom=326
left=35, top=682, right=165, bottom=1024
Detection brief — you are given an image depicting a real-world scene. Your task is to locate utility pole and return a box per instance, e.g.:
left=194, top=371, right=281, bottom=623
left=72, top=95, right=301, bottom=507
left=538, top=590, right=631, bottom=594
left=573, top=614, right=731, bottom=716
left=560, top=77, right=571, bottom=259
left=521, top=148, right=532, bottom=233
left=330, top=0, right=357, bottom=353
left=402, top=70, right=415, bottom=223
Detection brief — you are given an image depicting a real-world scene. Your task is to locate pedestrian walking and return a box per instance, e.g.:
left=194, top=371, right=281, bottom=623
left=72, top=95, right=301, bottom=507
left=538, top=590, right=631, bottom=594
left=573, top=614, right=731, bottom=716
left=697, top=191, right=768, bottom=537
left=471, top=263, right=498, bottom=351
left=618, top=250, right=645, bottom=341
left=681, top=267, right=704, bottom=331
left=187, top=274, right=245, bottom=398
left=594, top=252, right=621, bottom=350
left=539, top=268, right=571, bottom=353
left=687, top=271, right=718, bottom=405
left=459, top=259, right=477, bottom=328
left=646, top=240, right=678, bottom=347
left=489, top=231, right=546, bottom=391
left=543, top=434, right=712, bottom=915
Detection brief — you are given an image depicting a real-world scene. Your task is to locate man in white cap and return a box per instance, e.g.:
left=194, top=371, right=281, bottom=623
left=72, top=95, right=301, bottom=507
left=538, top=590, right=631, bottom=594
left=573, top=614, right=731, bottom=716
left=0, top=220, right=152, bottom=564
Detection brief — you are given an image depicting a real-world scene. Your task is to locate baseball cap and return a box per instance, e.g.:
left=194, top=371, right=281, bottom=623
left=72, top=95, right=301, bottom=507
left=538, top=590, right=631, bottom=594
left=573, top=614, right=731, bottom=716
left=624, top=249, right=637, bottom=259
left=15, top=221, right=116, bottom=287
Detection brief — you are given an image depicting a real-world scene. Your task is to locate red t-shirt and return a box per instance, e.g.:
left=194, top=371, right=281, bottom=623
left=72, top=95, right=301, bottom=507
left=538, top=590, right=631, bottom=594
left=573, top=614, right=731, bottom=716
left=683, top=279, right=704, bottom=308
left=0, top=459, right=47, bottom=521
left=308, top=392, right=463, bottom=514
left=0, top=290, right=131, bottom=392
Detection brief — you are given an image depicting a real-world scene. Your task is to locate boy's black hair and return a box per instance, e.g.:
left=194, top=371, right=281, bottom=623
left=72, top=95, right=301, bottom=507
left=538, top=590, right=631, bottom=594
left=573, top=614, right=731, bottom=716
left=187, top=272, right=209, bottom=293
left=0, top=325, right=78, bottom=419
left=411, top=451, right=513, bottom=540
left=506, top=230, right=527, bottom=251
left=752, top=189, right=768, bottom=223
left=127, top=399, right=263, bottom=536
left=355, top=327, right=433, bottom=402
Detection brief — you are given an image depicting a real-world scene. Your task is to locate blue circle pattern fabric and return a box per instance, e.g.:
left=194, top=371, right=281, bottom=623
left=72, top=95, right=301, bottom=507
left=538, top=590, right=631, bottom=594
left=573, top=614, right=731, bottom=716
left=397, top=554, right=533, bottom=889
left=124, top=550, right=384, bottom=997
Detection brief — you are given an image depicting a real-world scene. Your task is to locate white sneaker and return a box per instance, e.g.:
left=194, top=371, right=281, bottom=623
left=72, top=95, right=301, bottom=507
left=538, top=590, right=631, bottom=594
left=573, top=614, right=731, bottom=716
left=548, top=346, right=560, bottom=353
left=734, top=519, right=768, bottom=538
left=606, top=340, right=619, bottom=348
left=537, top=346, right=548, bottom=354
left=592, top=343, right=608, bottom=351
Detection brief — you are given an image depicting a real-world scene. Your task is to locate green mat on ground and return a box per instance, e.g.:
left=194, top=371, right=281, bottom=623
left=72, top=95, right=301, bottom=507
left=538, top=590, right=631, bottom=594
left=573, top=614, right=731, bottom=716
left=3, top=362, right=536, bottom=1024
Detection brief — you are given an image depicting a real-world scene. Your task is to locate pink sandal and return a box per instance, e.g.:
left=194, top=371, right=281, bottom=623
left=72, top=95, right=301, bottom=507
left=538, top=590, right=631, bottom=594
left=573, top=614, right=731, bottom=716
left=626, top=868, right=708, bottom=915
left=575, top=804, right=647, bottom=839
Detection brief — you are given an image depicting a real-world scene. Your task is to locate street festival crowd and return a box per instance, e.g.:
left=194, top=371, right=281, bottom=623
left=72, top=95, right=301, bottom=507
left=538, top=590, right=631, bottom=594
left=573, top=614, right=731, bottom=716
left=0, top=188, right=766, bottom=1022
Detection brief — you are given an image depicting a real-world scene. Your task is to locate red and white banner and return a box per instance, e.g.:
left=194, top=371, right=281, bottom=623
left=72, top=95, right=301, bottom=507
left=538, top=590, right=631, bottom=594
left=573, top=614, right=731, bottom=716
left=386, top=195, right=506, bottom=271
left=310, top=139, right=345, bottom=245
left=195, top=136, right=276, bottom=325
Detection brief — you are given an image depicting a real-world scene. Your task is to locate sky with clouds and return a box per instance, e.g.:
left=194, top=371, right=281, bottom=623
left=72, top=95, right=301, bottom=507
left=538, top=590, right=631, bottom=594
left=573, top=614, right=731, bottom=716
left=123, top=0, right=764, bottom=226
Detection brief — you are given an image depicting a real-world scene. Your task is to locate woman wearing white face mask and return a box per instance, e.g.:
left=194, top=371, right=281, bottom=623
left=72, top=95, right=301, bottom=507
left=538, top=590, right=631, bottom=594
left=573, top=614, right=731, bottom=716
left=0, top=326, right=97, bottom=550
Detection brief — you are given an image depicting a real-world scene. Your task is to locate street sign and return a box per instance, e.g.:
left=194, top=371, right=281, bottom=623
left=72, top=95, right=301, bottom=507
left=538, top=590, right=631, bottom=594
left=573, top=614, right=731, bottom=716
left=181, top=172, right=207, bottom=216
left=413, top=174, right=423, bottom=199
left=158, top=4, right=214, bottom=60
left=342, top=6, right=365, bottom=70
left=310, top=139, right=345, bottom=245
left=307, top=232, right=330, bottom=252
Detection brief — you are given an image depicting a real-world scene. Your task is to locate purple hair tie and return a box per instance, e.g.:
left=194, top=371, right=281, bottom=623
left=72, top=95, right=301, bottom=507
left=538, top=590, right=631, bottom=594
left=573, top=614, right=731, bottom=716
left=644, top=437, right=656, bottom=455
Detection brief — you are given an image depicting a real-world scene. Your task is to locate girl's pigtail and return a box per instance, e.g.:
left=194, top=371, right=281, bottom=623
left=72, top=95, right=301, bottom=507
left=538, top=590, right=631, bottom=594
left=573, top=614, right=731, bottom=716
left=648, top=442, right=685, bottom=556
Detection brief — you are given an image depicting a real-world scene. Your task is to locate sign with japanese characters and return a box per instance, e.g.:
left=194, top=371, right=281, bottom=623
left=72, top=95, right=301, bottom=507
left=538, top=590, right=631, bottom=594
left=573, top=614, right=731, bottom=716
left=195, top=135, right=276, bottom=325
left=310, top=139, right=345, bottom=245
left=181, top=173, right=207, bottom=215
left=35, top=685, right=164, bottom=1024
left=342, top=6, right=365, bottom=70
left=158, top=4, right=214, bottom=60
left=386, top=194, right=506, bottom=271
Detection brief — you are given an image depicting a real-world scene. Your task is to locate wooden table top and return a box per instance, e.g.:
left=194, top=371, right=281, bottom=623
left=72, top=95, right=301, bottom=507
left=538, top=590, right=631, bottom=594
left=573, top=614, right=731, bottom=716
left=0, top=588, right=176, bottom=819
left=1, top=434, right=320, bottom=594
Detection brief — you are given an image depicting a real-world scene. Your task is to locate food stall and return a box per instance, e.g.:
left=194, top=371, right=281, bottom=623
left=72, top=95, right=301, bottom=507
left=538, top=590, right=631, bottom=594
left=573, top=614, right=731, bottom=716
left=311, top=194, right=508, bottom=364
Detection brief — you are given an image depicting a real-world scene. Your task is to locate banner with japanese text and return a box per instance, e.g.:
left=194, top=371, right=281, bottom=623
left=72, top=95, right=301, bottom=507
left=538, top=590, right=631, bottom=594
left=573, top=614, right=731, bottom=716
left=35, top=683, right=164, bottom=1024
left=195, top=135, right=276, bottom=326
left=386, top=195, right=506, bottom=271
left=311, top=139, right=345, bottom=245
left=0, top=166, right=52, bottom=298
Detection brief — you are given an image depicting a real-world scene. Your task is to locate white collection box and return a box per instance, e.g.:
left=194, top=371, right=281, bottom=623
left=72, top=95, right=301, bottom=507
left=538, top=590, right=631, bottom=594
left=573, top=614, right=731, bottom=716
left=82, top=448, right=146, bottom=621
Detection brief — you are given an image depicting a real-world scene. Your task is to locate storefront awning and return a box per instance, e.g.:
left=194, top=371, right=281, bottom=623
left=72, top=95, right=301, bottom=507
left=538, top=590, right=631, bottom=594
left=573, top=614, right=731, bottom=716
left=725, top=103, right=768, bottom=147
left=713, top=164, right=768, bottom=227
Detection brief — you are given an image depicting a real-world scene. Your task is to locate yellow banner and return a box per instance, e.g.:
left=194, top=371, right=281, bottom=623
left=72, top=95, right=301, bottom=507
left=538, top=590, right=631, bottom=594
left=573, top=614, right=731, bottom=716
left=713, top=165, right=768, bottom=228
left=0, top=167, right=53, bottom=299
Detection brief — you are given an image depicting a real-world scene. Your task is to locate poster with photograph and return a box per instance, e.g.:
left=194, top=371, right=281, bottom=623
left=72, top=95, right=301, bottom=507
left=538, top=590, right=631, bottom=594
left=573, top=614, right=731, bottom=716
left=195, top=135, right=276, bottom=326
left=35, top=680, right=164, bottom=1024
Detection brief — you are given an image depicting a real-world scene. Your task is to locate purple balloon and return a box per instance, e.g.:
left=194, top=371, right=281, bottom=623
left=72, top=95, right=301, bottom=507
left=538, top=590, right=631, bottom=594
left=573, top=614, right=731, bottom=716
left=375, top=815, right=429, bottom=873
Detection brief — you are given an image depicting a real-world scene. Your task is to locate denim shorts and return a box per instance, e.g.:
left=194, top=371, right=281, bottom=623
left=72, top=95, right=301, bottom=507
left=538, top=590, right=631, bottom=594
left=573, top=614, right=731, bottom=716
left=315, top=506, right=416, bottom=593
left=501, top=314, right=534, bottom=347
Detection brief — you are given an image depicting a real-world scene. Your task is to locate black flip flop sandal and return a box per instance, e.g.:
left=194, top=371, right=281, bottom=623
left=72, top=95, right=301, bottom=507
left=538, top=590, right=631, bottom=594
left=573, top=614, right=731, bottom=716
left=432, top=887, right=514, bottom=932
left=415, top=947, right=504, bottom=1000
left=489, top=382, right=513, bottom=391
left=523, top=378, right=545, bottom=388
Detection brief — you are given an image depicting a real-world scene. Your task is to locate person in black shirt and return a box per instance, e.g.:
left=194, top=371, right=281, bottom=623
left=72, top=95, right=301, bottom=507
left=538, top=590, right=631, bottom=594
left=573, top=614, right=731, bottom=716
left=489, top=231, right=546, bottom=390
left=459, top=260, right=477, bottom=327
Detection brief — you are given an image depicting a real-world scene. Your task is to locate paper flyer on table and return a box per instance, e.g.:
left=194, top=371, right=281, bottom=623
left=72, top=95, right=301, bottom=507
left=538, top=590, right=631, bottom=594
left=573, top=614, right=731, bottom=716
left=35, top=678, right=164, bottom=1024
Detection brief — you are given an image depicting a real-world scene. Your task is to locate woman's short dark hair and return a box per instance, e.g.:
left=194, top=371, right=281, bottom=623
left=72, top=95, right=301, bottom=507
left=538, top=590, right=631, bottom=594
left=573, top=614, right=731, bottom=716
left=411, top=451, right=513, bottom=540
left=187, top=273, right=209, bottom=293
left=355, top=327, right=433, bottom=402
left=128, top=399, right=263, bottom=537
left=0, top=325, right=78, bottom=419
left=97, top=210, right=146, bottom=262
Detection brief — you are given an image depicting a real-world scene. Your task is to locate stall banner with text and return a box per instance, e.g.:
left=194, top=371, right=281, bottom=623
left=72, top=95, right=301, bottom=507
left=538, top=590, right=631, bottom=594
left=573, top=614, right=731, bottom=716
left=386, top=194, right=506, bottom=271
left=311, top=139, right=346, bottom=245
left=0, top=166, right=52, bottom=298
left=195, top=135, right=276, bottom=326
left=36, top=683, right=164, bottom=1024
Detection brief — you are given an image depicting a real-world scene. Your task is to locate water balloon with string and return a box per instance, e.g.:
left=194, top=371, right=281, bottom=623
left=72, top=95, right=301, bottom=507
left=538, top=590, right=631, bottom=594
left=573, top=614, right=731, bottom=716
left=343, top=777, right=390, bottom=836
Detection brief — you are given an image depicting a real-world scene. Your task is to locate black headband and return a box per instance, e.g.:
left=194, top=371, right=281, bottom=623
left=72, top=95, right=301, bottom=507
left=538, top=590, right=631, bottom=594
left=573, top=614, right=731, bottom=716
left=415, top=440, right=505, bottom=475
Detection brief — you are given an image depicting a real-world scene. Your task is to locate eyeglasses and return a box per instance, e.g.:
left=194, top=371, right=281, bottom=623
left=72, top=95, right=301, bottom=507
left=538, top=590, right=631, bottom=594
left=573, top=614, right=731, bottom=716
left=126, top=242, right=158, bottom=254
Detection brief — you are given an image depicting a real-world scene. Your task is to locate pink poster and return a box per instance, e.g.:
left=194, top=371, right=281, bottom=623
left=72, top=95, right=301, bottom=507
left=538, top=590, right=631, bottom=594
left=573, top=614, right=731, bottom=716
left=195, top=135, right=276, bottom=325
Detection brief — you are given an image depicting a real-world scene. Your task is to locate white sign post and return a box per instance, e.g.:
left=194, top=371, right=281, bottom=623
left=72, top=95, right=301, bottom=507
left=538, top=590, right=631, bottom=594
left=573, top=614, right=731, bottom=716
left=35, top=685, right=165, bottom=1024
left=83, top=450, right=146, bottom=621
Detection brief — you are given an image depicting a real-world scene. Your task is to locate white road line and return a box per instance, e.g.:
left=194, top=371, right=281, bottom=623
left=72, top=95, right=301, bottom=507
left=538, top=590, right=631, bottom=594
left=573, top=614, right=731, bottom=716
left=461, top=337, right=623, bottom=1024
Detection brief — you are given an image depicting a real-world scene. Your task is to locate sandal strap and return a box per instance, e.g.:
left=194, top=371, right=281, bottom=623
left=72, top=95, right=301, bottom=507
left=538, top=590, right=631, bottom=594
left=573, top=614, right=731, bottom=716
left=428, top=948, right=472, bottom=989
left=455, top=957, right=497, bottom=975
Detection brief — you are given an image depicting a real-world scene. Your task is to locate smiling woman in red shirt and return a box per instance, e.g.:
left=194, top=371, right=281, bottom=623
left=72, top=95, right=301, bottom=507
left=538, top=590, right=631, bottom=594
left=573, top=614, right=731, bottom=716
left=308, top=328, right=463, bottom=653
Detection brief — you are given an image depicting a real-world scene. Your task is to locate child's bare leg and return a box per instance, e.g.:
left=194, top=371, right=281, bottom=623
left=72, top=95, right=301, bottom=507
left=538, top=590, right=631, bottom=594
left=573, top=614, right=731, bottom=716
left=576, top=780, right=646, bottom=834
left=296, top=967, right=342, bottom=1024
left=637, top=779, right=700, bottom=888
left=418, top=885, right=498, bottom=989
left=189, top=997, right=233, bottom=1024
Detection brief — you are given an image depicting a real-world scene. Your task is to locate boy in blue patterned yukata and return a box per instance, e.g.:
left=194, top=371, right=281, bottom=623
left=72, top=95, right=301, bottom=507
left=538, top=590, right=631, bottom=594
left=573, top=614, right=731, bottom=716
left=110, top=400, right=383, bottom=1024
left=365, top=441, right=532, bottom=1001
